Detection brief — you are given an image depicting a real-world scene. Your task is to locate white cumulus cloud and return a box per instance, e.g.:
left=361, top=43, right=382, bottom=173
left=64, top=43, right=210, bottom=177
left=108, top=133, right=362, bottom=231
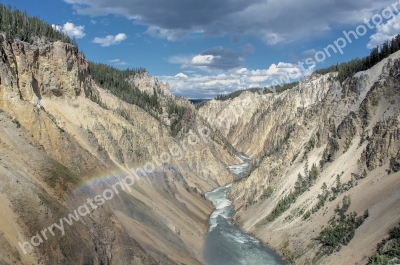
left=191, top=55, right=216, bottom=66
left=175, top=73, right=188, bottom=78
left=368, top=15, right=400, bottom=49
left=108, top=59, right=128, bottom=65
left=51, top=22, right=86, bottom=39
left=93, top=33, right=127, bottom=47
left=158, top=61, right=306, bottom=98
left=168, top=45, right=254, bottom=71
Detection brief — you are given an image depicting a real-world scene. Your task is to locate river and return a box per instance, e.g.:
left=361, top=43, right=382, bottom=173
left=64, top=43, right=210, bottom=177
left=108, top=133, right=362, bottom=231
left=202, top=154, right=286, bottom=265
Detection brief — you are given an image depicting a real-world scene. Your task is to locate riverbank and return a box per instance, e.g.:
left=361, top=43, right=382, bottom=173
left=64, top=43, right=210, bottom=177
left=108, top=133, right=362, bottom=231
left=202, top=154, right=286, bottom=265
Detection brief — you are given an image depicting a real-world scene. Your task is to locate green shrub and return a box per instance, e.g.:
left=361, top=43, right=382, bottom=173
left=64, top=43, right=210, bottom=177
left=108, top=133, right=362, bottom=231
left=368, top=224, right=400, bottom=264
left=316, top=196, right=367, bottom=253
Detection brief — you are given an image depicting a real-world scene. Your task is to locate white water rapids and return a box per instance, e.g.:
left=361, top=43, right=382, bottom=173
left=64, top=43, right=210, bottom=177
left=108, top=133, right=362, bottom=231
left=202, top=154, right=286, bottom=265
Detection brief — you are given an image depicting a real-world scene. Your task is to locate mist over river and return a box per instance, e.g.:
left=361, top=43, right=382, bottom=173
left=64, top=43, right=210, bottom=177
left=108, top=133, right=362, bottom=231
left=203, top=154, right=286, bottom=265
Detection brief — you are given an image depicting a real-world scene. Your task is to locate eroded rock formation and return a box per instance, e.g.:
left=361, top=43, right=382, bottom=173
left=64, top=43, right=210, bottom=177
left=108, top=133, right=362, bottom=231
left=0, top=35, right=238, bottom=265
left=199, top=52, right=400, bottom=265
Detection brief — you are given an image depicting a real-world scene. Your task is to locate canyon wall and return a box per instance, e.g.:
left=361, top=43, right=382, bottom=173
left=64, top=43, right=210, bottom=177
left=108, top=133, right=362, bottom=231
left=0, top=35, right=238, bottom=265
left=199, top=52, right=400, bottom=264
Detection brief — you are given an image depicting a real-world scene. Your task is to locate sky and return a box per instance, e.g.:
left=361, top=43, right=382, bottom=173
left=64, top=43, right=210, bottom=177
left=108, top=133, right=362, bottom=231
left=2, top=0, right=400, bottom=98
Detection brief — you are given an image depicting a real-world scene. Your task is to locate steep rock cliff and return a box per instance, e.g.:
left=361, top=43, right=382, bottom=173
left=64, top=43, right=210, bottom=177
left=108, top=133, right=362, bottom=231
left=0, top=34, right=237, bottom=265
left=199, top=52, right=400, bottom=264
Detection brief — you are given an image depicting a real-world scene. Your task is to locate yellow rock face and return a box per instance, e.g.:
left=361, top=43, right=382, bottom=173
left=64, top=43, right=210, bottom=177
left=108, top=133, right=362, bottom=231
left=0, top=35, right=237, bottom=265
left=198, top=52, right=400, bottom=265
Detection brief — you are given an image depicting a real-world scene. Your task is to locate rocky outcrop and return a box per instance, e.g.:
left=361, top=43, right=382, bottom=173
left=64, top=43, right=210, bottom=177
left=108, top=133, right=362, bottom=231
left=0, top=34, right=93, bottom=102
left=126, top=72, right=171, bottom=95
left=362, top=118, right=400, bottom=171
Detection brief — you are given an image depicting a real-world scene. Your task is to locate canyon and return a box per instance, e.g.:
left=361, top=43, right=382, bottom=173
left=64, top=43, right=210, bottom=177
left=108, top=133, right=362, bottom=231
left=0, top=29, right=400, bottom=265
left=199, top=51, right=400, bottom=264
left=0, top=34, right=239, bottom=265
